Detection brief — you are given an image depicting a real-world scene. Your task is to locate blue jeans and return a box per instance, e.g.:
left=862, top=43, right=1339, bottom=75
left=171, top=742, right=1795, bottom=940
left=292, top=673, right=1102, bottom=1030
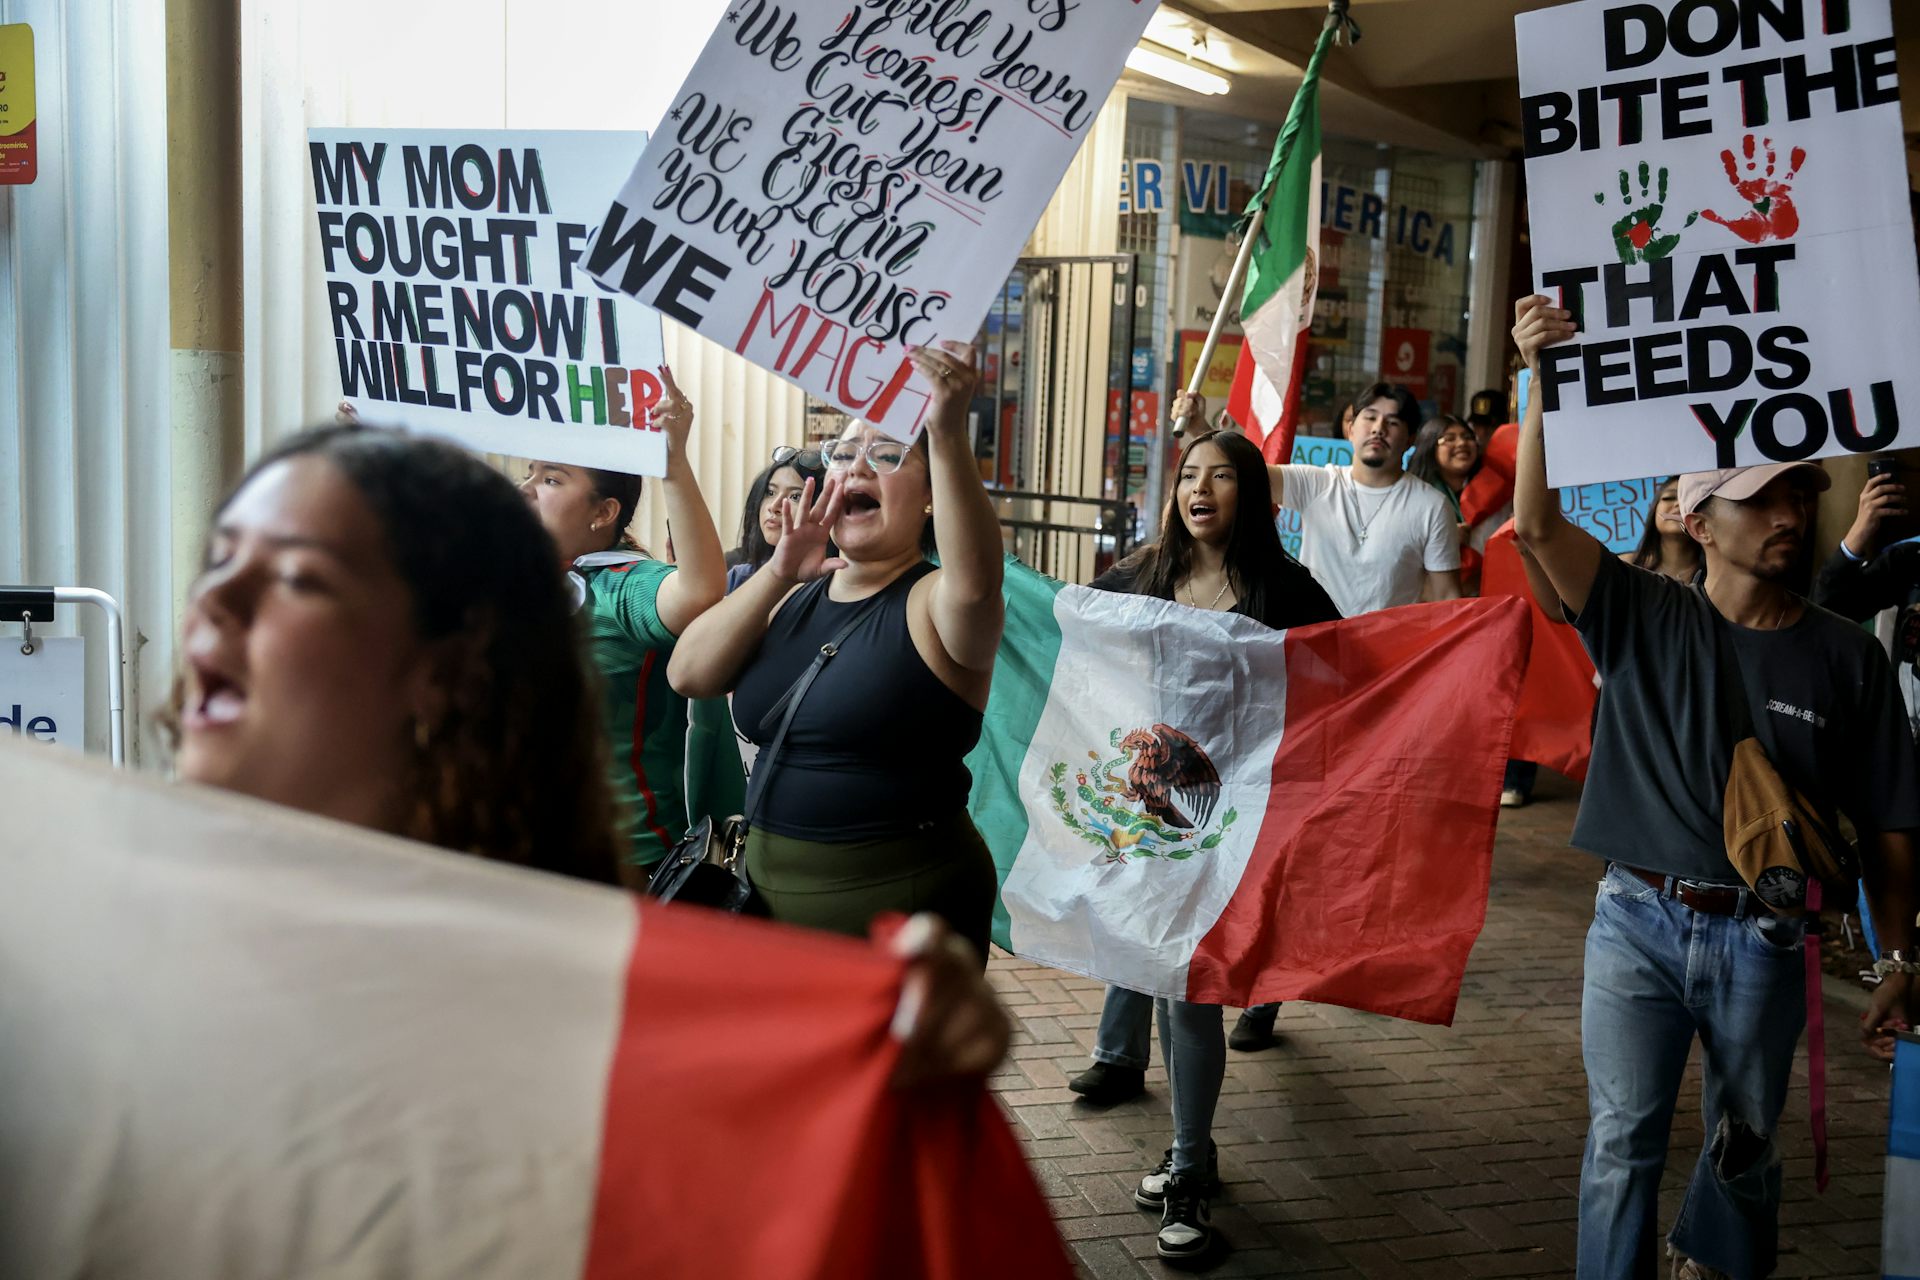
left=1093, top=987, right=1225, bottom=1178
left=1578, top=865, right=1806, bottom=1280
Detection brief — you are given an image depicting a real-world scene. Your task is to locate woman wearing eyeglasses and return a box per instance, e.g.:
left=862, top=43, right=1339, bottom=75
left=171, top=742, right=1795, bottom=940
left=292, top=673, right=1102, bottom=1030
left=669, top=342, right=1005, bottom=962
left=724, top=446, right=832, bottom=594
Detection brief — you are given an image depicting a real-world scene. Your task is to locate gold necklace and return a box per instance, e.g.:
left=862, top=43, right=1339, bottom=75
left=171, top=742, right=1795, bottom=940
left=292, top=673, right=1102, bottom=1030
left=1182, top=576, right=1232, bottom=610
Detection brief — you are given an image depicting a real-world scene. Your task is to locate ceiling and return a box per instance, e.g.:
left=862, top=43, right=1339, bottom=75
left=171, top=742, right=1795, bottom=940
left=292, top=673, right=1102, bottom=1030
left=1117, top=0, right=1920, bottom=169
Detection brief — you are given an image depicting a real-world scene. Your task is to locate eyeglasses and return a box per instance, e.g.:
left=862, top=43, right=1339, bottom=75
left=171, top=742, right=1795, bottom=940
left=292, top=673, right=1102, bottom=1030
left=822, top=439, right=908, bottom=475
left=771, top=445, right=825, bottom=471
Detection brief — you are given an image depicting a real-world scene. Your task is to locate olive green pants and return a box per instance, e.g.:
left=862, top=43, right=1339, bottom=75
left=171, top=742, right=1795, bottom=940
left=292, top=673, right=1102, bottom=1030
left=745, top=813, right=997, bottom=964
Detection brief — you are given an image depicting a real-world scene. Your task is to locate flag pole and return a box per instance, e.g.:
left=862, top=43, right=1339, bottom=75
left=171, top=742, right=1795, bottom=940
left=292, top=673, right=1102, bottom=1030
left=1170, top=0, right=1355, bottom=438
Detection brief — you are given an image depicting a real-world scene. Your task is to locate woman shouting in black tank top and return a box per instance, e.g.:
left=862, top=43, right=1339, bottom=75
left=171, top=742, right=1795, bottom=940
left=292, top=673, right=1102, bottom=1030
left=668, top=341, right=1006, bottom=962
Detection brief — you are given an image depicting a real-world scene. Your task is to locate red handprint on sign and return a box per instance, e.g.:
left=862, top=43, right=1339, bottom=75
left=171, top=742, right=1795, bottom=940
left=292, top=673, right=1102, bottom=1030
left=1701, top=135, right=1806, bottom=244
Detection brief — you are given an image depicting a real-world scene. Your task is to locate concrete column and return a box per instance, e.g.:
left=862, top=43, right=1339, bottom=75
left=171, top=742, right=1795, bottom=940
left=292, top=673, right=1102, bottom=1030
left=1464, top=159, right=1516, bottom=403
left=166, top=0, right=242, bottom=620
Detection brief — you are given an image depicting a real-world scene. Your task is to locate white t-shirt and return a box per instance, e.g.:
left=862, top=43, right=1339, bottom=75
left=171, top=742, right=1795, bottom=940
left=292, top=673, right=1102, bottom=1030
left=1278, top=464, right=1460, bottom=617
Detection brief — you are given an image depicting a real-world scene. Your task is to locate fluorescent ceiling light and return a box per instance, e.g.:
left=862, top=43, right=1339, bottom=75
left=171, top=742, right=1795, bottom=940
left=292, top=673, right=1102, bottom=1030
left=1126, top=44, right=1231, bottom=96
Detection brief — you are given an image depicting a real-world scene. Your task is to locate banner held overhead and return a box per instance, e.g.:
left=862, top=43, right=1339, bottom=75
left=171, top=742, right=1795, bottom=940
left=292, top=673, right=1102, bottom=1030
left=585, top=0, right=1159, bottom=441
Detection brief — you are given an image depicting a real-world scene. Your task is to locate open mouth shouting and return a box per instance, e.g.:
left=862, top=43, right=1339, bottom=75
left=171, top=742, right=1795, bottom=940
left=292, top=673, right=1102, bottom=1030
left=841, top=486, right=883, bottom=522
left=185, top=655, right=248, bottom=732
left=1186, top=499, right=1220, bottom=529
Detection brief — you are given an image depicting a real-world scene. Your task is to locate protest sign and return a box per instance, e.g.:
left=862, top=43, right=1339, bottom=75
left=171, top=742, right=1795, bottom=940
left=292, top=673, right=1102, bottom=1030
left=310, top=129, right=668, bottom=475
left=585, top=0, right=1157, bottom=441
left=1516, top=0, right=1920, bottom=486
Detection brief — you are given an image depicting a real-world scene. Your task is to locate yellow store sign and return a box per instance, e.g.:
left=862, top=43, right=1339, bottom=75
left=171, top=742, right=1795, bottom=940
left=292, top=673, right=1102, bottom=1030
left=0, top=24, right=36, bottom=186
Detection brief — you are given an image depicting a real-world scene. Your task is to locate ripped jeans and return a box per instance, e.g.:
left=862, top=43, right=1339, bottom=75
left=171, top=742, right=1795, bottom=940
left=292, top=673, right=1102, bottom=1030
left=1578, top=864, right=1806, bottom=1279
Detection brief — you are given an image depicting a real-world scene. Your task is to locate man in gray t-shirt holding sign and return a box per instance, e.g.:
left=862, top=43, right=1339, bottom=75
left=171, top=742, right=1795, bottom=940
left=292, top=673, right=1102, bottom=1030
left=1511, top=296, right=1920, bottom=1280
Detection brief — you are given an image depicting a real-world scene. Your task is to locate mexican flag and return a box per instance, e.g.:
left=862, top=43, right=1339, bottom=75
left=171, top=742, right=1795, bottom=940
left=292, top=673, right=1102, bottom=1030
left=0, top=744, right=1072, bottom=1280
left=966, top=560, right=1531, bottom=1025
left=1224, top=11, right=1340, bottom=464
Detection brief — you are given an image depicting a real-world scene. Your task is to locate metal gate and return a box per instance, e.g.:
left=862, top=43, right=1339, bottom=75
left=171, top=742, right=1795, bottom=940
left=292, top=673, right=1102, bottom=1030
left=977, top=255, right=1142, bottom=583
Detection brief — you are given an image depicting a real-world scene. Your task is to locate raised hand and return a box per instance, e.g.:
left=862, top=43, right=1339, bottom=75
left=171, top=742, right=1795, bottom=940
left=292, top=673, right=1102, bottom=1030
left=1844, top=470, right=1908, bottom=558
left=1511, top=294, right=1578, bottom=373
left=1702, top=135, right=1806, bottom=245
left=908, top=341, right=979, bottom=428
left=766, top=474, right=847, bottom=585
left=1595, top=161, right=1697, bottom=265
left=654, top=364, right=695, bottom=456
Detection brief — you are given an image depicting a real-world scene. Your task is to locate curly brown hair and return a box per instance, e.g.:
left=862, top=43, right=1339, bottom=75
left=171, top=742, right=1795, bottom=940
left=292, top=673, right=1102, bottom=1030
left=166, top=425, right=623, bottom=885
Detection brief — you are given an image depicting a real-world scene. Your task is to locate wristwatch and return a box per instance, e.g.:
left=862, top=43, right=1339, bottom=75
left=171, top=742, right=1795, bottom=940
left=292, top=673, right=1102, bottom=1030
left=1873, top=949, right=1920, bottom=978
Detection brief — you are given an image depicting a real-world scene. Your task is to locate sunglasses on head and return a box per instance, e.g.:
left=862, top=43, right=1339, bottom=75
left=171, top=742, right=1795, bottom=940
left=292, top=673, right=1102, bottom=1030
left=771, top=445, right=826, bottom=472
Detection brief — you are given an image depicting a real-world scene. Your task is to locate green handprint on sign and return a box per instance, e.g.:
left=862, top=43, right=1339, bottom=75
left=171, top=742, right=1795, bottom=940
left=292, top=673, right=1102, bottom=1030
left=1593, top=162, right=1698, bottom=265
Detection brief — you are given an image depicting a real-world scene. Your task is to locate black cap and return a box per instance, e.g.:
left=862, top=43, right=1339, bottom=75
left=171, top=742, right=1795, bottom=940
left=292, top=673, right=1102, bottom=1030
left=1466, top=389, right=1502, bottom=425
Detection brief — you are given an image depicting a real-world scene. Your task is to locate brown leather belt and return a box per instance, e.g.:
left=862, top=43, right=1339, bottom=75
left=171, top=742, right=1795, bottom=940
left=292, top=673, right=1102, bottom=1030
left=1620, top=864, right=1751, bottom=917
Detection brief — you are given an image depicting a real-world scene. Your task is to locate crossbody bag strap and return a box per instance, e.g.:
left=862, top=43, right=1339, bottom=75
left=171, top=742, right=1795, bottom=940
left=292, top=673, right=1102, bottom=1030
left=742, top=584, right=890, bottom=828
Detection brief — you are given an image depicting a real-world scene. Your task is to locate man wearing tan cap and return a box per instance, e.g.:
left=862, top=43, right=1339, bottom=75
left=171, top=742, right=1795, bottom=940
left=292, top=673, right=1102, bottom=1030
left=1510, top=296, right=1920, bottom=1280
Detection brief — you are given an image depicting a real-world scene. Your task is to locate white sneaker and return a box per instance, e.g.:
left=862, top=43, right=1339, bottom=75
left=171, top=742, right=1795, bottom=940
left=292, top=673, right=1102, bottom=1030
left=1500, top=788, right=1527, bottom=808
left=1155, top=1174, right=1215, bottom=1260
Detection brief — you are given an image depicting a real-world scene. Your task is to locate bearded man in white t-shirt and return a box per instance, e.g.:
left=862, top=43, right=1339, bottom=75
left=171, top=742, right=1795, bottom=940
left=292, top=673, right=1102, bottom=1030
left=1172, top=381, right=1462, bottom=1050
left=1271, top=382, right=1462, bottom=615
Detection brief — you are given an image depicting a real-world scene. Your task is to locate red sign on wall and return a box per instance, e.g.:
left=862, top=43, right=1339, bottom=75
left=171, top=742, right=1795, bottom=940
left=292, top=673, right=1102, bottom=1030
left=1381, top=328, right=1430, bottom=400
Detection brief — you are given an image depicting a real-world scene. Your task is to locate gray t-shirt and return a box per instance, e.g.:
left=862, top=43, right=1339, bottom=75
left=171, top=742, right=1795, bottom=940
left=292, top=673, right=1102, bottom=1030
left=1572, top=554, right=1920, bottom=884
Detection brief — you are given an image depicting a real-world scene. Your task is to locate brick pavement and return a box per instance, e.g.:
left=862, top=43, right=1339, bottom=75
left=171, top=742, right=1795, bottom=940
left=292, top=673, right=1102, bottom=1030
left=987, top=773, right=1892, bottom=1278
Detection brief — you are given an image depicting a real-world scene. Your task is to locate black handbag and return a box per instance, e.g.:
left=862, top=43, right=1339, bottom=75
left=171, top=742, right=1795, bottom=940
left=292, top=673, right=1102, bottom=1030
left=646, top=585, right=884, bottom=913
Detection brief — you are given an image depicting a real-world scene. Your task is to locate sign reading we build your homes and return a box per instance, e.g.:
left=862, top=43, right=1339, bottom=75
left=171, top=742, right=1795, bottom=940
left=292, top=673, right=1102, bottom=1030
left=585, top=0, right=1157, bottom=441
left=1517, top=0, right=1919, bottom=487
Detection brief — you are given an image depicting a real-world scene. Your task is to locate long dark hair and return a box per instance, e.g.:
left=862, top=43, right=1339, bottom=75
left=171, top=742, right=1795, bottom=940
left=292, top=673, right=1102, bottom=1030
left=170, top=425, right=622, bottom=885
left=1408, top=413, right=1479, bottom=494
left=1629, top=477, right=1700, bottom=573
left=730, top=454, right=828, bottom=571
left=1121, top=430, right=1302, bottom=627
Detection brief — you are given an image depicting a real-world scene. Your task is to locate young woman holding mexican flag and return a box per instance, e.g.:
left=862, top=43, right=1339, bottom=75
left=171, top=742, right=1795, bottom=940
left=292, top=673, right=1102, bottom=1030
left=1065, top=426, right=1339, bottom=1262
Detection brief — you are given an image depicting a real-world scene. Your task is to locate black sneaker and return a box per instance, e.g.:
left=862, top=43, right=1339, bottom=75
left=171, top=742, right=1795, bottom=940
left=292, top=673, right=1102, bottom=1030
left=1066, top=1062, right=1145, bottom=1105
left=1155, top=1173, right=1216, bottom=1261
left=1228, top=1009, right=1280, bottom=1052
left=1133, top=1142, right=1220, bottom=1210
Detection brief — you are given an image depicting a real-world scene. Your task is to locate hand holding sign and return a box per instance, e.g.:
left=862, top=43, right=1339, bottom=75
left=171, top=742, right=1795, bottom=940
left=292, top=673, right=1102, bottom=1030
left=655, top=365, right=694, bottom=456
left=907, top=341, right=980, bottom=427
left=1512, top=295, right=1578, bottom=374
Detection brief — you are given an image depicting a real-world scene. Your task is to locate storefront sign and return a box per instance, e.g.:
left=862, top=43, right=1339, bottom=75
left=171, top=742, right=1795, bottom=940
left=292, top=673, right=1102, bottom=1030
left=589, top=0, right=1156, bottom=442
left=1177, top=330, right=1243, bottom=402
left=0, top=24, right=36, bottom=186
left=1120, top=159, right=1232, bottom=216
left=0, top=637, right=83, bottom=751
left=1320, top=182, right=1457, bottom=265
left=309, top=129, right=668, bottom=475
left=1517, top=0, right=1920, bottom=485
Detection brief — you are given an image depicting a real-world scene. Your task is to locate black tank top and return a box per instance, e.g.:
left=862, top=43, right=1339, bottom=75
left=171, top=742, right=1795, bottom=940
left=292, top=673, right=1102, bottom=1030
left=732, top=562, right=983, bottom=841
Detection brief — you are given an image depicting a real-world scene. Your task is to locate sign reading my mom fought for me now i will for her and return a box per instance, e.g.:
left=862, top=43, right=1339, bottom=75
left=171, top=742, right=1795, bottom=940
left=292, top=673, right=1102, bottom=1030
left=310, top=130, right=669, bottom=476
left=1516, top=0, right=1920, bottom=488
left=585, top=0, right=1159, bottom=441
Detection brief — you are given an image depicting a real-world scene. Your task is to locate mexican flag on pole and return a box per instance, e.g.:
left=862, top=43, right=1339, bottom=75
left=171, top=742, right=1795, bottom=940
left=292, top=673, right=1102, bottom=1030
left=966, top=560, right=1530, bottom=1026
left=1224, top=12, right=1341, bottom=464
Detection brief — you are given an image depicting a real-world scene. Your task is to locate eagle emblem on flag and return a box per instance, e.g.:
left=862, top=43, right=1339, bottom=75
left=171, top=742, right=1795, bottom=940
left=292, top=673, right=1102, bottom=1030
left=1047, top=725, right=1237, bottom=863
